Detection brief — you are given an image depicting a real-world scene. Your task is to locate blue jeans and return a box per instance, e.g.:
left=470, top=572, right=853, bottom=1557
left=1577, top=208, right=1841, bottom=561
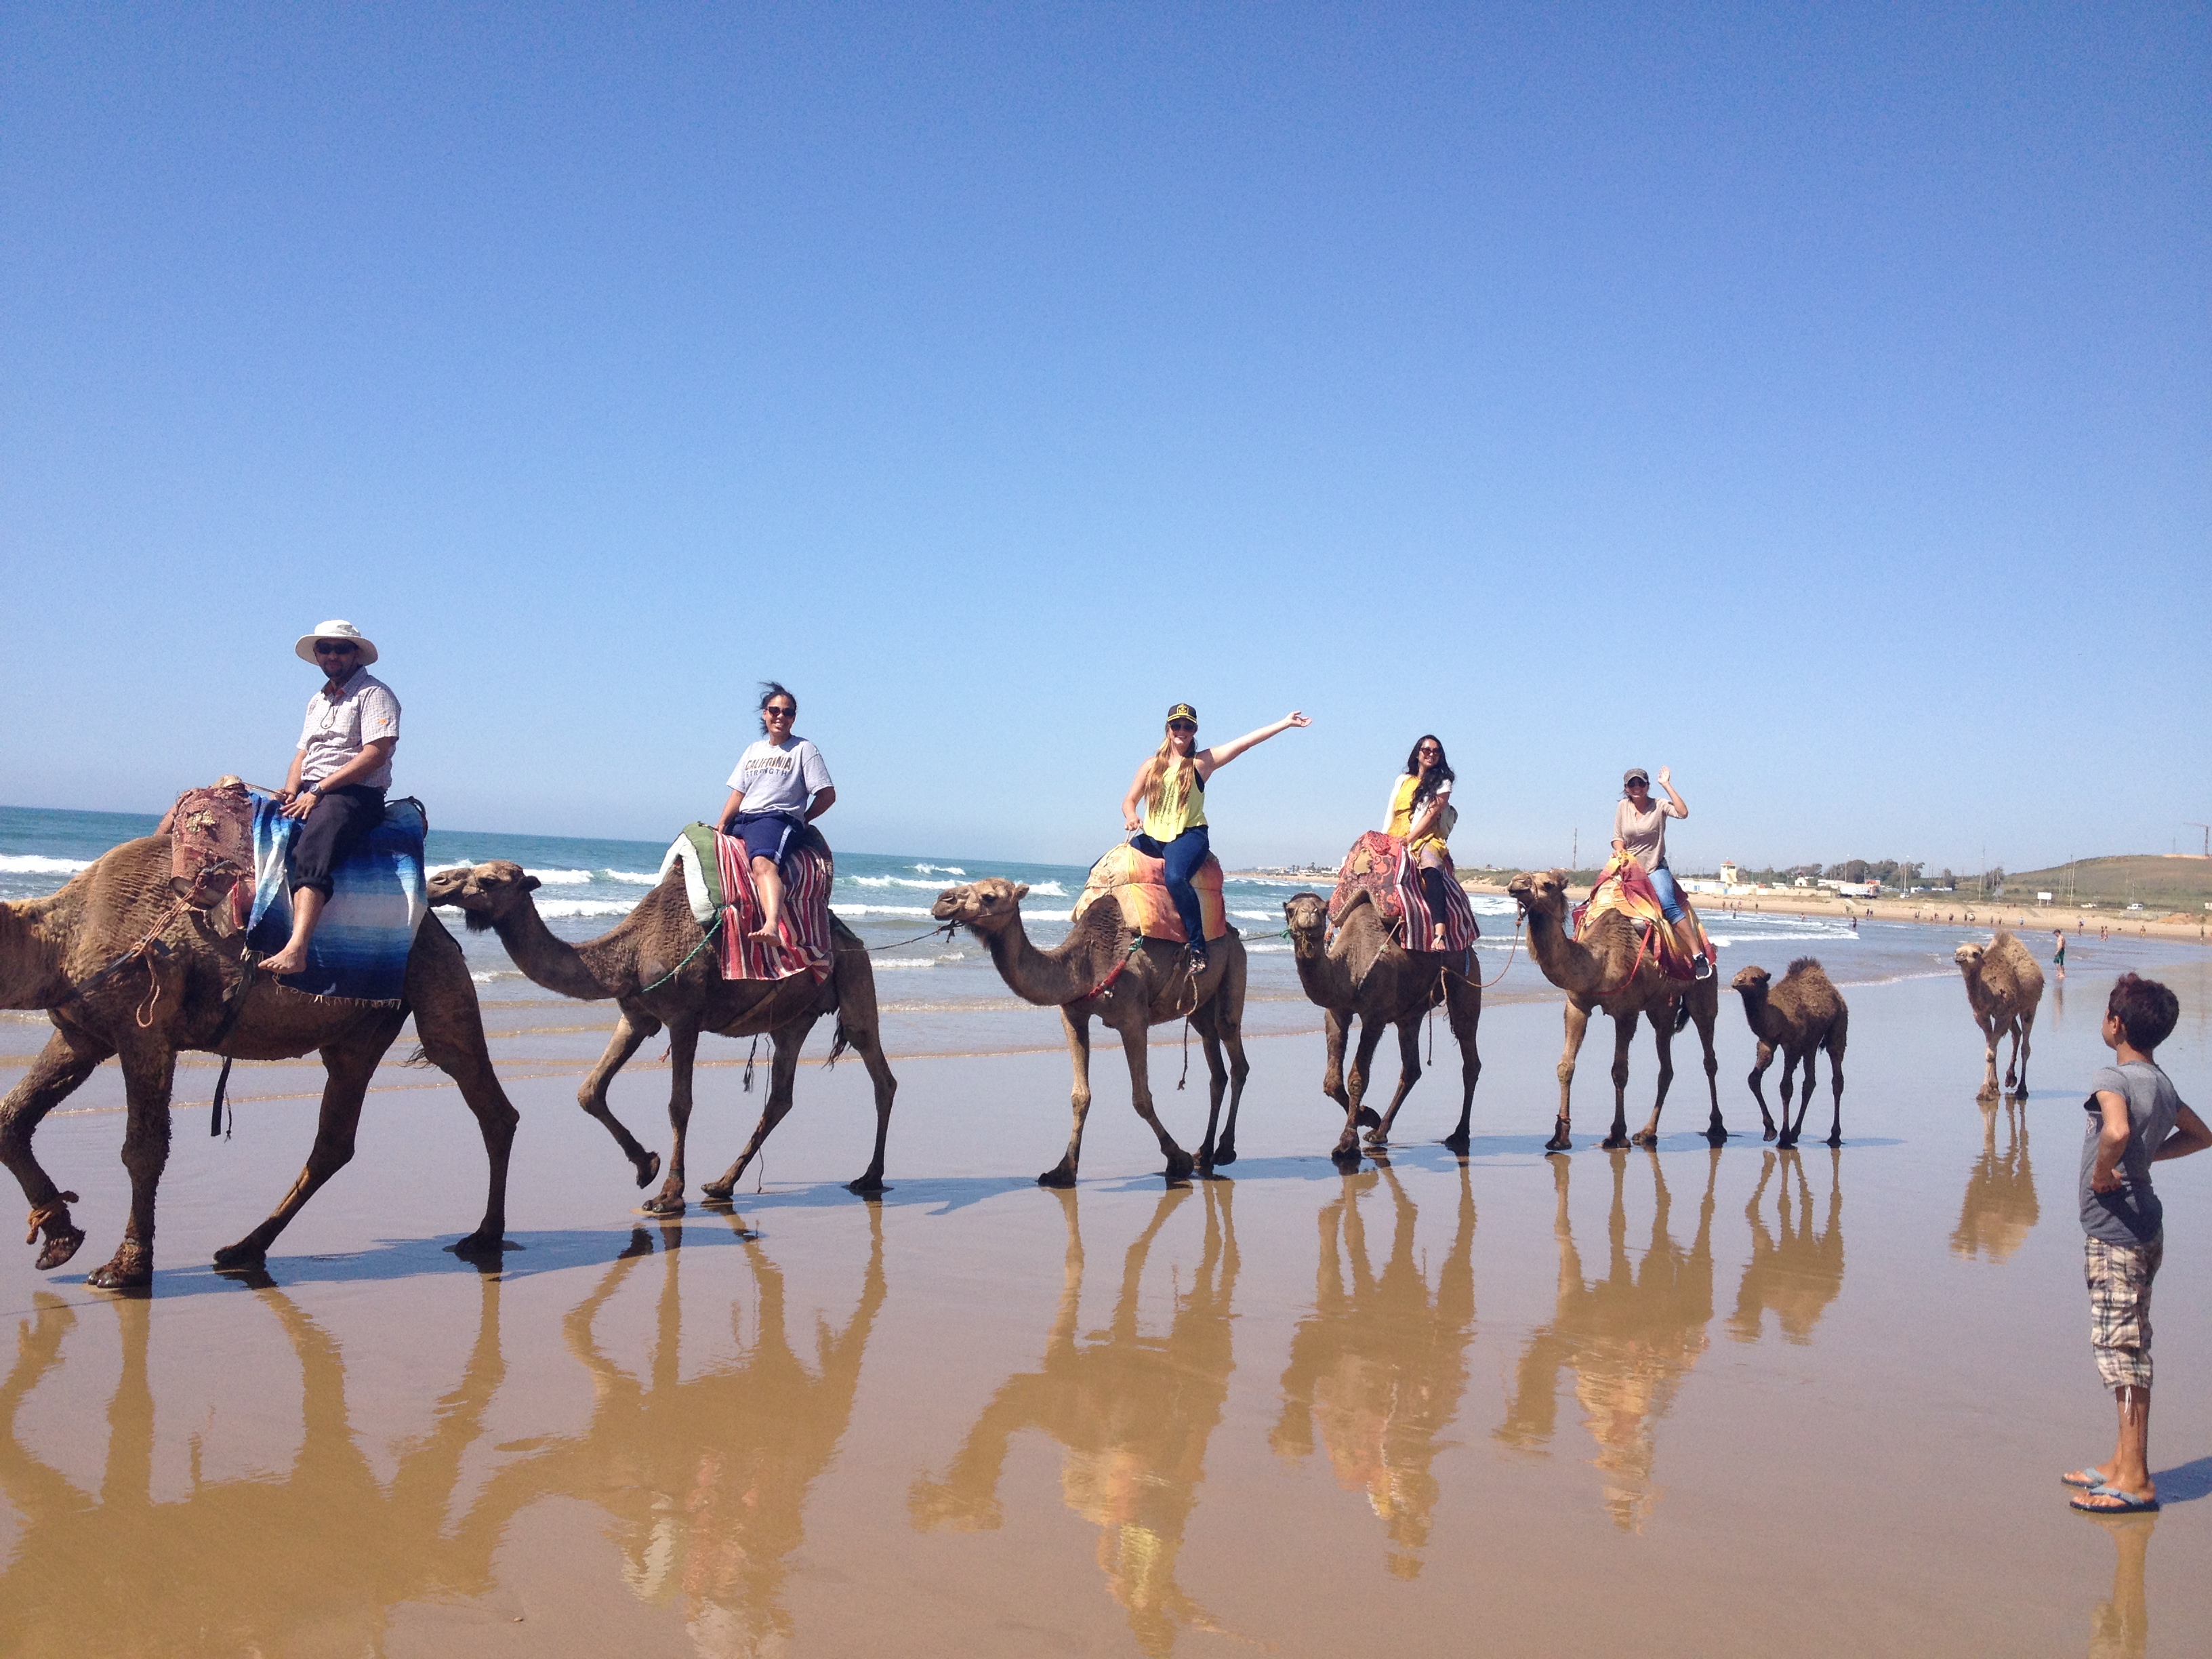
left=1128, top=826, right=1210, bottom=951
left=1647, top=865, right=1689, bottom=926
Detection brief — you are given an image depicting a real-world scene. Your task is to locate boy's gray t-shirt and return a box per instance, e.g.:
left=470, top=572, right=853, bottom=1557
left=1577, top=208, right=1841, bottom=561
left=2080, top=1061, right=2180, bottom=1246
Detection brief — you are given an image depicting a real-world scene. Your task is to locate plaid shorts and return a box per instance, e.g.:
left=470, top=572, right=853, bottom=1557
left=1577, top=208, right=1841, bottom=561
left=2086, top=1235, right=2162, bottom=1391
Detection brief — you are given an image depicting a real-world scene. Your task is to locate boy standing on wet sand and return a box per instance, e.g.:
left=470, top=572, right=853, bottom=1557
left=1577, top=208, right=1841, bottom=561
left=2064, top=973, right=2210, bottom=1513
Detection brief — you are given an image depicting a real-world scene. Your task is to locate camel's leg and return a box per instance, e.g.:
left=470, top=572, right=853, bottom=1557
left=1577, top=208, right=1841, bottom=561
left=1208, top=945, right=1251, bottom=1166
left=640, top=1021, right=700, bottom=1216
left=212, top=1033, right=385, bottom=1273
left=404, top=933, right=523, bottom=1258
left=701, top=1017, right=818, bottom=1200
left=84, top=1040, right=181, bottom=1290
left=1975, top=1012, right=2001, bottom=1101
left=1746, top=1039, right=1779, bottom=1141
left=1824, top=1012, right=1848, bottom=1147
left=1550, top=1000, right=1594, bottom=1152
left=1120, top=1021, right=1194, bottom=1183
left=1440, top=966, right=1482, bottom=1153
left=1334, top=1015, right=1390, bottom=1165
left=1785, top=1046, right=1819, bottom=1149
left=1190, top=1001, right=1231, bottom=1176
left=577, top=1004, right=664, bottom=1189
left=1368, top=1017, right=1424, bottom=1147
left=1605, top=1011, right=1644, bottom=1149
left=1631, top=1008, right=1676, bottom=1147
left=0, top=1025, right=112, bottom=1270
left=1037, top=1008, right=1094, bottom=1188
left=1775, top=1048, right=1799, bottom=1148
left=834, top=948, right=900, bottom=1195
left=1695, top=1000, right=1725, bottom=1143
left=2008, top=1008, right=2034, bottom=1099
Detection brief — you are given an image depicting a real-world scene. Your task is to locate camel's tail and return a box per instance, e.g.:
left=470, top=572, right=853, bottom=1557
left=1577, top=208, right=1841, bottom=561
left=826, top=1019, right=854, bottom=1071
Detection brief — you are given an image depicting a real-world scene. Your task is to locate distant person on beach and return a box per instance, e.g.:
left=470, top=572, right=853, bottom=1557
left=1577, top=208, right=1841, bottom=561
left=261, top=620, right=400, bottom=977
left=717, top=682, right=835, bottom=945
left=1387, top=735, right=1458, bottom=948
left=2064, top=973, right=2209, bottom=1514
left=1122, top=703, right=1309, bottom=970
left=2054, top=930, right=2067, bottom=981
left=1612, top=766, right=1710, bottom=980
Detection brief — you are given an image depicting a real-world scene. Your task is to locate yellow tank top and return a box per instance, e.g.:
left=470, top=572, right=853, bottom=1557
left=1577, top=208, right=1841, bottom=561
left=1142, top=764, right=1208, bottom=840
left=1389, top=774, right=1451, bottom=848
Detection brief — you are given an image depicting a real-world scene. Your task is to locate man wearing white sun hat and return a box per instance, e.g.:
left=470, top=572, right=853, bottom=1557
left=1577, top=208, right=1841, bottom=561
left=259, top=620, right=403, bottom=977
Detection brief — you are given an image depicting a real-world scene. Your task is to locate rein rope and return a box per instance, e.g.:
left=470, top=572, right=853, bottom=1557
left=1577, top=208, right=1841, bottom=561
left=868, top=922, right=961, bottom=955
left=53, top=897, right=196, bottom=1027
left=639, top=912, right=725, bottom=995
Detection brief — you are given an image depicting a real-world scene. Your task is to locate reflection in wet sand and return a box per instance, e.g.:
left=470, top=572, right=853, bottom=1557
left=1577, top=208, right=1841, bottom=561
left=483, top=1208, right=886, bottom=1654
left=1728, top=1149, right=1845, bottom=1345
left=911, top=1184, right=1238, bottom=1656
left=1952, top=1099, right=2039, bottom=1262
left=2085, top=1511, right=2153, bottom=1659
left=1496, top=1150, right=1719, bottom=1531
left=0, top=1276, right=512, bottom=1656
left=1270, top=1161, right=1475, bottom=1578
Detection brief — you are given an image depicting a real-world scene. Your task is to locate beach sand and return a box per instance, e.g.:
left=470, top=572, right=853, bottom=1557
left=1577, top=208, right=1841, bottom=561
left=1, top=949, right=2209, bottom=1654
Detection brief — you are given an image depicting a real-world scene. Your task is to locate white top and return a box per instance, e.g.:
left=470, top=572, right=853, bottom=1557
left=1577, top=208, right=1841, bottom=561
left=297, top=668, right=401, bottom=788
left=726, top=737, right=832, bottom=817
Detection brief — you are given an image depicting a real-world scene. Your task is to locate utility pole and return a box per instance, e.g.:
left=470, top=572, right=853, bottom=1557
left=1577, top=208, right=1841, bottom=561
left=1572, top=828, right=1578, bottom=874
left=2189, top=822, right=2211, bottom=859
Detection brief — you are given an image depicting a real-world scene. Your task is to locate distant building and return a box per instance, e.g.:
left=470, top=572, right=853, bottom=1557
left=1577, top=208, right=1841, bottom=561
left=1719, top=861, right=1740, bottom=885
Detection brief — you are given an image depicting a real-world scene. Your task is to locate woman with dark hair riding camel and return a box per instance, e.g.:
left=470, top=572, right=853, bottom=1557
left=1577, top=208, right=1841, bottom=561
left=1387, top=735, right=1458, bottom=949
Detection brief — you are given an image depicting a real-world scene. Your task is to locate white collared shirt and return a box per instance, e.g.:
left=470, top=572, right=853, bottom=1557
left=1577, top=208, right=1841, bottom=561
left=297, top=666, right=401, bottom=788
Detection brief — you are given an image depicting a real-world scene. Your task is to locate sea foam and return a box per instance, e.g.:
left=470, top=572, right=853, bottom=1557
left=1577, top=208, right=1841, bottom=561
left=0, top=855, right=92, bottom=875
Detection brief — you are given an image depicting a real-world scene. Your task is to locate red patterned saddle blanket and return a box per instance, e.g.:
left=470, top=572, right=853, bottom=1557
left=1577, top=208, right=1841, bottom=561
left=1328, top=832, right=1479, bottom=952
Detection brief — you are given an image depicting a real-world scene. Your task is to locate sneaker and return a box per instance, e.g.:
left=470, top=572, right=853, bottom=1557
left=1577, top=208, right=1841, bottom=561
left=1693, top=952, right=1713, bottom=981
left=1188, top=945, right=1209, bottom=974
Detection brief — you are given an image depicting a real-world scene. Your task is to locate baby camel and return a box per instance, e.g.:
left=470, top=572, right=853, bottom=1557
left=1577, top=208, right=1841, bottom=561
left=1954, top=931, right=2043, bottom=1102
left=1729, top=959, right=1848, bottom=1149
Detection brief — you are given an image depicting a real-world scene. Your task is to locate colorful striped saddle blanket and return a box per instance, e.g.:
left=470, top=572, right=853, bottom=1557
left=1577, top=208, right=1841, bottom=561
left=657, top=823, right=835, bottom=983
left=1071, top=844, right=1230, bottom=943
left=1327, top=831, right=1480, bottom=952
left=245, top=796, right=429, bottom=1004
left=1573, top=855, right=1713, bottom=981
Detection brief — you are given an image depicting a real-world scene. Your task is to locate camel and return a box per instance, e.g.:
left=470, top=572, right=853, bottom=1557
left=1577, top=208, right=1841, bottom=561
left=1, top=836, right=516, bottom=1288
left=1506, top=869, right=1723, bottom=1151
left=1954, top=931, right=2043, bottom=1101
left=1729, top=958, right=1849, bottom=1148
left=1952, top=1099, right=2039, bottom=1262
left=426, top=860, right=898, bottom=1209
left=1282, top=890, right=1481, bottom=1164
left=1270, top=1161, right=1475, bottom=1579
left=930, top=878, right=1249, bottom=1183
left=1727, top=1148, right=1845, bottom=1345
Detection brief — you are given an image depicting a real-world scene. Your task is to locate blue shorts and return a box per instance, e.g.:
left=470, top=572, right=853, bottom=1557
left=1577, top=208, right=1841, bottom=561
left=730, top=811, right=804, bottom=866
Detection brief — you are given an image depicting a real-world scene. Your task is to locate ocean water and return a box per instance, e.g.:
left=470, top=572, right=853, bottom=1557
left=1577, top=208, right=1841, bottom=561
left=0, top=801, right=2144, bottom=1047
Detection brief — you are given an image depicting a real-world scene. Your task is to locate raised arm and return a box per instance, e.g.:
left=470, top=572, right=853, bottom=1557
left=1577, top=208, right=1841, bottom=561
left=1195, top=711, right=1310, bottom=780
left=1656, top=765, right=1688, bottom=819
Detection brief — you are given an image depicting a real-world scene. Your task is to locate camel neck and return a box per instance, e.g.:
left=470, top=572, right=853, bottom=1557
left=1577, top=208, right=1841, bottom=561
left=1523, top=902, right=1603, bottom=997
left=491, top=901, right=626, bottom=1001
left=979, top=914, right=1094, bottom=1007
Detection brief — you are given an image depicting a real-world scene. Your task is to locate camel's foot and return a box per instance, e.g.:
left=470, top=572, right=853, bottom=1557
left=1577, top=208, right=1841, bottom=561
left=1036, top=1166, right=1077, bottom=1189
left=699, top=1176, right=738, bottom=1202
left=1777, top=1132, right=1799, bottom=1151
left=1355, top=1106, right=1382, bottom=1130
left=1630, top=1130, right=1660, bottom=1149
left=1598, top=1129, right=1631, bottom=1151
left=1825, top=1132, right=1844, bottom=1149
left=33, top=1224, right=85, bottom=1272
left=211, top=1238, right=266, bottom=1273
left=1330, top=1139, right=1364, bottom=1169
left=85, top=1243, right=152, bottom=1292
left=638, top=1192, right=686, bottom=1218
left=632, top=1150, right=663, bottom=1191
left=1544, top=1118, right=1572, bottom=1154
left=447, top=1230, right=518, bottom=1261
left=1363, top=1126, right=1391, bottom=1147
left=1441, top=1127, right=1471, bottom=1155
left=1762, top=1123, right=1778, bottom=1142
left=1162, top=1149, right=1195, bottom=1184
left=1210, top=1143, right=1237, bottom=1168
left=1704, top=1120, right=1729, bottom=1147
left=845, top=1172, right=888, bottom=1196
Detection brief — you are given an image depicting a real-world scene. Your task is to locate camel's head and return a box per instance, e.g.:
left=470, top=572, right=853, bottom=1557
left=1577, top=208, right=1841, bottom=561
left=1282, top=892, right=1329, bottom=951
left=427, top=860, right=541, bottom=930
left=1954, top=941, right=1987, bottom=977
left=1730, top=964, right=1771, bottom=1000
left=1507, top=869, right=1568, bottom=918
left=932, top=877, right=1029, bottom=934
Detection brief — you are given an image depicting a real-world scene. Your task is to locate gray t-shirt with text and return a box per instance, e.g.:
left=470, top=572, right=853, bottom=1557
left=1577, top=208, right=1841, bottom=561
left=726, top=737, right=832, bottom=817
left=2080, top=1061, right=2180, bottom=1246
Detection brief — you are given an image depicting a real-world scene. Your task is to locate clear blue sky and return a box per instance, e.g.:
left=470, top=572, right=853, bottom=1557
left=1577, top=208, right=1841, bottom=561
left=3, top=4, right=2205, bottom=874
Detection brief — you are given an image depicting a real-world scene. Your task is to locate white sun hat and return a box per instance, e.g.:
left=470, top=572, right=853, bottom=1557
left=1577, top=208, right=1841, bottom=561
left=294, top=619, right=379, bottom=665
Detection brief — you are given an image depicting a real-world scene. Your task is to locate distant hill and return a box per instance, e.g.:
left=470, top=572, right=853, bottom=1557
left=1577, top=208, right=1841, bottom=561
left=2001, top=855, right=2212, bottom=912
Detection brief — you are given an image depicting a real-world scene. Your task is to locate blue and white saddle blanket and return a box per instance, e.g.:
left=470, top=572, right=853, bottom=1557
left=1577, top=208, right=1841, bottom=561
left=245, top=797, right=429, bottom=1002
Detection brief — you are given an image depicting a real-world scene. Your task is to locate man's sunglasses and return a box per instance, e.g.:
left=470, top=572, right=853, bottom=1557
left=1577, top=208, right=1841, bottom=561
left=314, top=642, right=359, bottom=655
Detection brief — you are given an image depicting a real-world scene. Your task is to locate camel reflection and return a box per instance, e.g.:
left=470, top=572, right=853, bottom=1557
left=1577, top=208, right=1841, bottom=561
left=1496, top=1149, right=1719, bottom=1531
left=910, top=1184, right=1238, bottom=1657
left=1953, top=1099, right=2039, bottom=1262
left=0, top=1274, right=510, bottom=1655
left=481, top=1207, right=886, bottom=1655
left=1728, top=1149, right=1845, bottom=1345
left=1270, top=1161, right=1475, bottom=1578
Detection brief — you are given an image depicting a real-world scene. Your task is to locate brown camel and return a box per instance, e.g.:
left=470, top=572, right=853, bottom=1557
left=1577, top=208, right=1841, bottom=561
left=1954, top=931, right=2043, bottom=1101
left=426, top=860, right=897, bottom=1208
left=930, top=878, right=1249, bottom=1183
left=1, top=836, right=516, bottom=1288
left=1506, top=870, right=1723, bottom=1151
left=1283, top=890, right=1481, bottom=1163
left=1729, top=958, right=1849, bottom=1148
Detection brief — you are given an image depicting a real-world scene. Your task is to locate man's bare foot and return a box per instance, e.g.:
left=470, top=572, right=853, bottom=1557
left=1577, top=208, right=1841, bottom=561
left=260, top=945, right=308, bottom=975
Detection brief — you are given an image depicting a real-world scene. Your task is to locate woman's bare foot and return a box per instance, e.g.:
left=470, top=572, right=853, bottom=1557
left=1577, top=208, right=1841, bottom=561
left=748, top=924, right=783, bottom=945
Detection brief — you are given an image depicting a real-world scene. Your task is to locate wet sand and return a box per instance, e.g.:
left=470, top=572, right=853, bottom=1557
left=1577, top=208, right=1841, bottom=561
left=3, top=953, right=2210, bottom=1655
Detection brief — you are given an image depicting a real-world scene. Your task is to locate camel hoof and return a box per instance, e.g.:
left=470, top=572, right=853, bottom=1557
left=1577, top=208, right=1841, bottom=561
left=33, top=1226, right=85, bottom=1272
left=1363, top=1128, right=1389, bottom=1147
left=1210, top=1145, right=1237, bottom=1168
left=699, top=1179, right=737, bottom=1202
left=1162, top=1154, right=1195, bottom=1184
left=1330, top=1143, right=1364, bottom=1168
left=1036, top=1168, right=1077, bottom=1189
left=211, top=1239, right=265, bottom=1272
left=1826, top=1134, right=1843, bottom=1148
left=85, top=1250, right=152, bottom=1292
left=1441, top=1132, right=1471, bottom=1155
left=633, top=1151, right=663, bottom=1191
left=447, top=1231, right=517, bottom=1260
left=638, top=1194, right=686, bottom=1217
left=1599, top=1133, right=1630, bottom=1151
left=1631, top=1131, right=1659, bottom=1148
left=1355, top=1106, right=1382, bottom=1130
left=845, top=1174, right=888, bottom=1197
left=1762, top=1125, right=1778, bottom=1142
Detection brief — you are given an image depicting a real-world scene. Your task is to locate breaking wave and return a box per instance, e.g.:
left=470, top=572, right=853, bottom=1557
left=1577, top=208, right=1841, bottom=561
left=527, top=868, right=594, bottom=885
left=0, top=854, right=92, bottom=875
left=535, top=899, right=636, bottom=918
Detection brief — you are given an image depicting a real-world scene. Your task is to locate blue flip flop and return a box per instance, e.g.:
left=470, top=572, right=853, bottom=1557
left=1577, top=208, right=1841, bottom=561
left=2070, top=1483, right=2159, bottom=1514
left=2060, top=1468, right=2105, bottom=1490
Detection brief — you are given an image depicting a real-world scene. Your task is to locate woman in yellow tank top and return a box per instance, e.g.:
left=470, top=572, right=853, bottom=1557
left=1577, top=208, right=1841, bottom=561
left=1387, top=735, right=1458, bottom=947
left=1121, top=701, right=1310, bottom=967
